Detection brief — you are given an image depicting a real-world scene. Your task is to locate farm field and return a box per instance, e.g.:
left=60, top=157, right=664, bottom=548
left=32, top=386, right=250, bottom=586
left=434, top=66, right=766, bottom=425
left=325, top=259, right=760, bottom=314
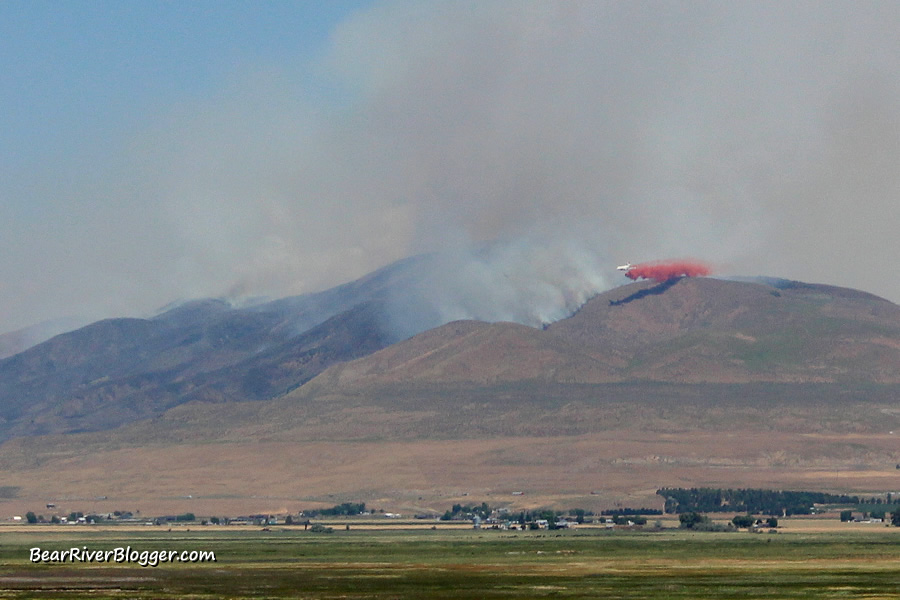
left=2, top=525, right=900, bottom=599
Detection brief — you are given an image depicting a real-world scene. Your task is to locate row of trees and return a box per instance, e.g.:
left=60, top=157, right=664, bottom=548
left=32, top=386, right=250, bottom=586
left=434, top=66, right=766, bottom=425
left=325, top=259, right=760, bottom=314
left=601, top=508, right=662, bottom=516
left=24, top=511, right=102, bottom=524
left=312, top=502, right=366, bottom=517
left=678, top=512, right=777, bottom=531
left=441, top=502, right=494, bottom=521
left=440, top=505, right=600, bottom=525
left=658, top=487, right=860, bottom=515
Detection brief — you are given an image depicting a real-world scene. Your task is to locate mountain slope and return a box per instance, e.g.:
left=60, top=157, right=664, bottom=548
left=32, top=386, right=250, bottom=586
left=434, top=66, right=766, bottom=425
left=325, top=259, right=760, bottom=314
left=308, top=319, right=620, bottom=389
left=307, top=276, right=900, bottom=390
left=0, top=317, right=88, bottom=360
left=549, top=277, right=900, bottom=382
left=0, top=256, right=437, bottom=440
left=3, top=273, right=900, bottom=512
left=4, top=267, right=900, bottom=443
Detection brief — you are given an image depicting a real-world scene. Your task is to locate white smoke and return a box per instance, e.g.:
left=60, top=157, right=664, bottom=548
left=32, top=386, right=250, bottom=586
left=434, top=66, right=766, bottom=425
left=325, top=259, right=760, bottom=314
left=3, top=2, right=900, bottom=333
left=406, top=236, right=608, bottom=330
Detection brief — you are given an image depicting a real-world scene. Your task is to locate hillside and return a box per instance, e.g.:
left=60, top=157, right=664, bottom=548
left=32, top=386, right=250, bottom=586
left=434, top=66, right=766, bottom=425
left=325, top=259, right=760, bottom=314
left=309, top=319, right=620, bottom=389
left=3, top=271, right=900, bottom=442
left=0, top=255, right=436, bottom=440
left=311, top=276, right=900, bottom=390
left=549, top=277, right=900, bottom=383
left=2, top=272, right=900, bottom=514
left=0, top=317, right=87, bottom=360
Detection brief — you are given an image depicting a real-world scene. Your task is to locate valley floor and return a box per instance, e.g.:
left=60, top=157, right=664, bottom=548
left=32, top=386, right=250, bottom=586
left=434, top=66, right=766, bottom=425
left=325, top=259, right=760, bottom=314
left=2, top=525, right=899, bottom=599
left=0, top=429, right=898, bottom=517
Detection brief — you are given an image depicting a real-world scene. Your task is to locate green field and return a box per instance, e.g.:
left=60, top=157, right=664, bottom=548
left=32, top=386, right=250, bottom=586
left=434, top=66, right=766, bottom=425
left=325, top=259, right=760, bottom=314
left=2, top=526, right=899, bottom=599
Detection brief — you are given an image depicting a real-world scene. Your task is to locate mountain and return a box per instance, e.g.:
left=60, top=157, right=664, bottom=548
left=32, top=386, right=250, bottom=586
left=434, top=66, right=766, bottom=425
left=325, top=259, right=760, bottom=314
left=2, top=271, right=900, bottom=514
left=0, top=255, right=437, bottom=440
left=0, top=317, right=88, bottom=360
left=308, top=319, right=620, bottom=389
left=312, top=276, right=900, bottom=390
left=548, top=276, right=900, bottom=383
left=4, top=268, right=900, bottom=442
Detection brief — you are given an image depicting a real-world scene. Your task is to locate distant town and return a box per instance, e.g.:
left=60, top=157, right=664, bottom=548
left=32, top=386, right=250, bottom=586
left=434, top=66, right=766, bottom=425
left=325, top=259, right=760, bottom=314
left=12, top=488, right=900, bottom=530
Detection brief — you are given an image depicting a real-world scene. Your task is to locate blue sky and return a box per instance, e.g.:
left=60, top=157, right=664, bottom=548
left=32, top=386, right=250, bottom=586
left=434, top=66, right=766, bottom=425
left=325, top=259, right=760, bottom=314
left=2, top=1, right=900, bottom=335
left=2, top=1, right=375, bottom=331
left=2, top=1, right=367, bottom=168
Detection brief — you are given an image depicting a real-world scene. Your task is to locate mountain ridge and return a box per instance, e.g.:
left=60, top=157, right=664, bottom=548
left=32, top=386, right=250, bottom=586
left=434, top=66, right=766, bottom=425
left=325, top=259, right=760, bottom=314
left=3, top=259, right=900, bottom=443
left=303, top=275, right=900, bottom=392
left=2, top=266, right=900, bottom=512
left=0, top=255, right=439, bottom=440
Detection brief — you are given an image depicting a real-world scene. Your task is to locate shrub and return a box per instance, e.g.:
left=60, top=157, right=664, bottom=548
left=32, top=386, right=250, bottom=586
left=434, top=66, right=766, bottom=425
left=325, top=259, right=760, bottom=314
left=678, top=512, right=708, bottom=529
left=732, top=515, right=755, bottom=528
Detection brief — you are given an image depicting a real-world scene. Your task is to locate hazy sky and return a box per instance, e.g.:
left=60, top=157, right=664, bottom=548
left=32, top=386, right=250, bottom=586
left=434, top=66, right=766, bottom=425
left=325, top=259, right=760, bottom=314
left=2, top=1, right=899, bottom=333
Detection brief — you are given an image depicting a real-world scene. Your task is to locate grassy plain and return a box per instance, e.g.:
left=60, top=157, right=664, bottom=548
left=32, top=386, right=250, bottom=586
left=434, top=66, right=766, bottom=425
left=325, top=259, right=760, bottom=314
left=2, top=525, right=900, bottom=599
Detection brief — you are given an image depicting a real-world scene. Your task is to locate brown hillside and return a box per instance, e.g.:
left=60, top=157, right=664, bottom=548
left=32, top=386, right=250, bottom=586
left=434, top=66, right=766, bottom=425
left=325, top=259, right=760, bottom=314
left=309, top=320, right=620, bottom=388
left=548, top=277, right=900, bottom=382
left=3, top=276, right=900, bottom=513
left=550, top=277, right=900, bottom=350
left=311, top=276, right=900, bottom=387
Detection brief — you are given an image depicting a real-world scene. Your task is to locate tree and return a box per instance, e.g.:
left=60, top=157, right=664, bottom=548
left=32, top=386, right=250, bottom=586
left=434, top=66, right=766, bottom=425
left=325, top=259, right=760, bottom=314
left=25, top=511, right=37, bottom=524
left=840, top=510, right=853, bottom=522
left=679, top=512, right=708, bottom=529
left=320, top=502, right=366, bottom=517
left=285, top=515, right=294, bottom=525
left=731, top=515, right=755, bottom=529
left=766, top=517, right=778, bottom=528
left=891, top=511, right=900, bottom=527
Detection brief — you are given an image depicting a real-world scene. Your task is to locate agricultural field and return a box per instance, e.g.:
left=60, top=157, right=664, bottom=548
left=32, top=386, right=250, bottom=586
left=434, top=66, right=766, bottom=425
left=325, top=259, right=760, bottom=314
left=1, top=523, right=899, bottom=599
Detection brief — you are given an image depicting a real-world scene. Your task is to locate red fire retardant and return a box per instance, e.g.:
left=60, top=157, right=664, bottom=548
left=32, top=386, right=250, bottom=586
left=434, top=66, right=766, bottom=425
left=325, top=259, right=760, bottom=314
left=625, top=260, right=712, bottom=282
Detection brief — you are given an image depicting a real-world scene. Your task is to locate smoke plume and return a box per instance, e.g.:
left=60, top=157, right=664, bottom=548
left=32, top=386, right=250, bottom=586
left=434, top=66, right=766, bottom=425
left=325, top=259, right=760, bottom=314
left=2, top=2, right=900, bottom=334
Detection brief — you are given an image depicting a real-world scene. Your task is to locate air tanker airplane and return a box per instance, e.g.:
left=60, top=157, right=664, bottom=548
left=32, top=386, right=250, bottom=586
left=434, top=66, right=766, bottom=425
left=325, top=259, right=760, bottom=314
left=616, top=259, right=713, bottom=282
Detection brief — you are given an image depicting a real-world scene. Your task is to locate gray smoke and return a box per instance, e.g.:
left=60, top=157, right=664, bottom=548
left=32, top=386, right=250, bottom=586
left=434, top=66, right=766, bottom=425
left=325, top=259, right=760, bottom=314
left=385, top=237, right=610, bottom=338
left=3, top=1, right=900, bottom=334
